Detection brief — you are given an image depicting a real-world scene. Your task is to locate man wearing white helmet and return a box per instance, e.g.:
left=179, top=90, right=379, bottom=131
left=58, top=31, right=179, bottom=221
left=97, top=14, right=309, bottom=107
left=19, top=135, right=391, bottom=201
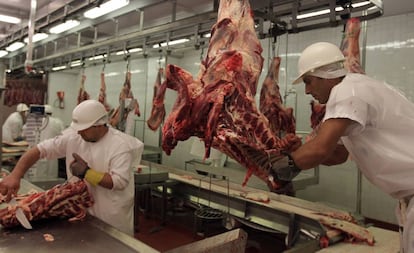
left=252, top=42, right=414, bottom=252
left=0, top=100, right=144, bottom=236
left=2, top=103, right=29, bottom=142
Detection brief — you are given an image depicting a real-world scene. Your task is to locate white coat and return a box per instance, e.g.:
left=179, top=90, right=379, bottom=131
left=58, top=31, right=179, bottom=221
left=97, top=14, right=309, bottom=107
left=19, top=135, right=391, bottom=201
left=37, top=127, right=144, bottom=235
left=2, top=112, right=25, bottom=142
left=35, top=116, right=66, bottom=178
left=324, top=73, right=414, bottom=252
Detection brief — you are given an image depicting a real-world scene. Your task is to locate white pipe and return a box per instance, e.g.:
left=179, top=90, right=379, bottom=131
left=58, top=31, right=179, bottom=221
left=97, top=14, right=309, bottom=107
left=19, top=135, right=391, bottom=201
left=25, top=0, right=37, bottom=73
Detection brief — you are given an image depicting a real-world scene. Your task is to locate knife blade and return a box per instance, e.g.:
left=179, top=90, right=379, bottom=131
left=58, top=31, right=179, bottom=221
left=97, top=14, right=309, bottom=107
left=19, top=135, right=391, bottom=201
left=10, top=198, right=32, bottom=229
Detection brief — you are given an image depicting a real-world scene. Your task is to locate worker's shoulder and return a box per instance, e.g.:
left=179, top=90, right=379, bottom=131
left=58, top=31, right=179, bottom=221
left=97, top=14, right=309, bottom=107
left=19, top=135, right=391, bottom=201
left=108, top=128, right=144, bottom=147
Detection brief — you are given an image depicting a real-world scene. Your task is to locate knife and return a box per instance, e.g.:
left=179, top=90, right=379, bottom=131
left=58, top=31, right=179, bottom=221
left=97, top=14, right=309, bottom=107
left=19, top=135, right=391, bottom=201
left=9, top=198, right=33, bottom=229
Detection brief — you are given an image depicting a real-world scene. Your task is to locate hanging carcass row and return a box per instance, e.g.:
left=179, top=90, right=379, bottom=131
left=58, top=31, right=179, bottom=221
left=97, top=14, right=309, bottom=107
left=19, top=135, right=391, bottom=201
left=149, top=0, right=301, bottom=191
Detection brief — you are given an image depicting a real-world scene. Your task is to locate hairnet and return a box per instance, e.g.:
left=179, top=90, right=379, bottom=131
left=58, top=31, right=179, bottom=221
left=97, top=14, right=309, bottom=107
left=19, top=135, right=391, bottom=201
left=307, top=62, right=347, bottom=79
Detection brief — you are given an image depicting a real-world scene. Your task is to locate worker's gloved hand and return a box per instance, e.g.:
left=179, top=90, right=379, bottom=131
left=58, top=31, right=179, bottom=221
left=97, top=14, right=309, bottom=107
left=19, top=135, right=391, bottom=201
left=70, top=153, right=90, bottom=179
left=268, top=153, right=301, bottom=181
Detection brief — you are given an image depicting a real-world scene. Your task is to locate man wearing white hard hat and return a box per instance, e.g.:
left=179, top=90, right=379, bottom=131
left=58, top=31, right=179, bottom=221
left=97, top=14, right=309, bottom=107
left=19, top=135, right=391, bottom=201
left=251, top=42, right=414, bottom=252
left=0, top=100, right=144, bottom=235
left=2, top=103, right=29, bottom=142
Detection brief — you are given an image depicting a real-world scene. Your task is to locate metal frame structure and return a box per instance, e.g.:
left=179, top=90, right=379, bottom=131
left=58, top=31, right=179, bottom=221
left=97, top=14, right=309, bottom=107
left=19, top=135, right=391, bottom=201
left=0, top=0, right=383, bottom=72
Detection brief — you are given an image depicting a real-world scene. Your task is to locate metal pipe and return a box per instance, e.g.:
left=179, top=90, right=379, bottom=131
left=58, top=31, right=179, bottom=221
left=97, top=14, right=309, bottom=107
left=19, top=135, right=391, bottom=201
left=356, top=12, right=369, bottom=215
left=25, top=0, right=37, bottom=73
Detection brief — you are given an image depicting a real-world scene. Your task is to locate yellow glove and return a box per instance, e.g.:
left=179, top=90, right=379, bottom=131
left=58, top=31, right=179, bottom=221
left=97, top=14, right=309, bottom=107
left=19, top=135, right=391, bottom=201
left=85, top=169, right=105, bottom=186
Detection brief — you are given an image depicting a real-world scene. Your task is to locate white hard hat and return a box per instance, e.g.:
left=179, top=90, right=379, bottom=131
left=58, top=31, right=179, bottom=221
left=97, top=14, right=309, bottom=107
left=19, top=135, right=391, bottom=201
left=292, top=42, right=346, bottom=84
left=70, top=100, right=107, bottom=131
left=44, top=104, right=53, bottom=114
left=16, top=103, right=29, bottom=112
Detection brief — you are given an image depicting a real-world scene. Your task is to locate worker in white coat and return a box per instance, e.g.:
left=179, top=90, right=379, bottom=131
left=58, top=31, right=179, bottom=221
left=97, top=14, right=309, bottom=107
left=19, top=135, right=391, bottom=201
left=39, top=104, right=65, bottom=141
left=2, top=103, right=29, bottom=142
left=250, top=42, right=414, bottom=252
left=0, top=100, right=144, bottom=235
left=35, top=104, right=66, bottom=178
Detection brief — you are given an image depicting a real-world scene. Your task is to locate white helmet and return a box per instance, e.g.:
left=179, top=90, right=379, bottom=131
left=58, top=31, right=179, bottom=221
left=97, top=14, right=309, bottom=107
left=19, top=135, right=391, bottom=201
left=70, top=100, right=107, bottom=131
left=292, top=42, right=346, bottom=84
left=16, top=103, right=29, bottom=112
left=44, top=104, right=53, bottom=115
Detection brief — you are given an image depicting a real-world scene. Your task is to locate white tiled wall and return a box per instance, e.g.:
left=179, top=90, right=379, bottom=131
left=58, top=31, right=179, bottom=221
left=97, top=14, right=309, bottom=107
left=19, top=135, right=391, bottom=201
left=47, top=12, right=414, bottom=224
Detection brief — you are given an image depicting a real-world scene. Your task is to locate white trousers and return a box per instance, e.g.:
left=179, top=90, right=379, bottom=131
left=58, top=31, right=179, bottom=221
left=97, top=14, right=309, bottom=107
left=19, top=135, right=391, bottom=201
left=396, top=197, right=414, bottom=253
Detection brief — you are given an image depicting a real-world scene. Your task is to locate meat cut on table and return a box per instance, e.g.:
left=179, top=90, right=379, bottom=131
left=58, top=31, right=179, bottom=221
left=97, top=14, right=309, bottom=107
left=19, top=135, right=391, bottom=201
left=147, top=0, right=301, bottom=191
left=0, top=181, right=94, bottom=228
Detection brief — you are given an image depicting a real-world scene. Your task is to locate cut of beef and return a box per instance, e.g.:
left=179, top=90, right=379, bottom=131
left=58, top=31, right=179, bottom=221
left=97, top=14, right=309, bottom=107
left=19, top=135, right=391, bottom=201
left=158, top=0, right=301, bottom=190
left=147, top=68, right=166, bottom=131
left=0, top=180, right=94, bottom=228
left=259, top=56, right=296, bottom=135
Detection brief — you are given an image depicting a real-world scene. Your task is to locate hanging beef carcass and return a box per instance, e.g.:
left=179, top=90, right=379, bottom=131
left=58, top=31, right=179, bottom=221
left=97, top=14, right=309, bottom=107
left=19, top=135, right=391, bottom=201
left=259, top=56, right=296, bottom=135
left=0, top=181, right=94, bottom=228
left=151, top=0, right=301, bottom=190
left=98, top=72, right=111, bottom=111
left=308, top=18, right=364, bottom=140
left=147, top=68, right=166, bottom=130
left=77, top=74, right=90, bottom=105
left=109, top=71, right=141, bottom=134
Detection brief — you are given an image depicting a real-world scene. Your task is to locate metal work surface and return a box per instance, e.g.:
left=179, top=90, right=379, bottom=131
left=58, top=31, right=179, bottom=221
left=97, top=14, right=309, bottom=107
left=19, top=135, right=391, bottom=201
left=0, top=216, right=158, bottom=253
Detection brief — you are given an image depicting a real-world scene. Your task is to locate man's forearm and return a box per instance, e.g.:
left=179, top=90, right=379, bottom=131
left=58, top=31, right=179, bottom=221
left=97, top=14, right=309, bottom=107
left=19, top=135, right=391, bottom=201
left=11, top=146, right=41, bottom=178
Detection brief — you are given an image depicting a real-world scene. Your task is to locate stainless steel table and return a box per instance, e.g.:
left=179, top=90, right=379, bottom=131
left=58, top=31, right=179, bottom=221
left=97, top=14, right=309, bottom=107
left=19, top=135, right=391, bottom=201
left=0, top=215, right=158, bottom=253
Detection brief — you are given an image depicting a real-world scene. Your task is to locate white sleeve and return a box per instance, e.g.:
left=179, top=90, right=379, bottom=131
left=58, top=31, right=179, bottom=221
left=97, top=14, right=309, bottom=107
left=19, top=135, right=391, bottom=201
left=324, top=96, right=368, bottom=136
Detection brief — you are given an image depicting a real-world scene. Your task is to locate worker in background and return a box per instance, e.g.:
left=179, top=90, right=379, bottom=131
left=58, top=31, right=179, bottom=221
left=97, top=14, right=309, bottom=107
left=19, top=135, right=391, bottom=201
left=35, top=104, right=66, bottom=179
left=251, top=42, right=414, bottom=252
left=0, top=100, right=144, bottom=236
left=39, top=104, right=65, bottom=141
left=2, top=103, right=29, bottom=142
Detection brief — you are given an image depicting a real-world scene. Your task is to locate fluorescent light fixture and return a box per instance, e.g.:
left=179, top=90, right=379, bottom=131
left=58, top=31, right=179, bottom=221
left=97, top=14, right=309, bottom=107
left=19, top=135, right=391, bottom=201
left=84, top=0, right=129, bottom=19
left=70, top=60, right=82, bottom=67
left=115, top=47, right=142, bottom=55
left=0, top=50, right=8, bottom=57
left=153, top=38, right=190, bottom=48
left=202, top=33, right=211, bottom=38
left=52, top=65, right=67, bottom=71
left=297, top=6, right=347, bottom=19
left=352, top=1, right=371, bottom=8
left=6, top=41, right=25, bottom=51
left=49, top=20, right=80, bottom=34
left=297, top=9, right=330, bottom=19
left=23, top=33, right=49, bottom=43
left=88, top=54, right=107, bottom=61
left=0, top=14, right=21, bottom=24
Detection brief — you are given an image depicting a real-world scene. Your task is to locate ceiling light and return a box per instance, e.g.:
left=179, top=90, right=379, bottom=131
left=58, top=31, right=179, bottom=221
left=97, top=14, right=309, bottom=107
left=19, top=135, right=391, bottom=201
left=23, top=33, right=49, bottom=43
left=70, top=60, right=82, bottom=67
left=0, top=14, right=21, bottom=24
left=6, top=42, right=25, bottom=51
left=84, top=0, right=129, bottom=19
left=49, top=20, right=80, bottom=34
left=352, top=1, right=371, bottom=8
left=52, top=65, right=67, bottom=71
left=88, top=54, right=106, bottom=61
left=153, top=38, right=190, bottom=48
left=115, top=47, right=142, bottom=55
left=0, top=50, right=8, bottom=57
